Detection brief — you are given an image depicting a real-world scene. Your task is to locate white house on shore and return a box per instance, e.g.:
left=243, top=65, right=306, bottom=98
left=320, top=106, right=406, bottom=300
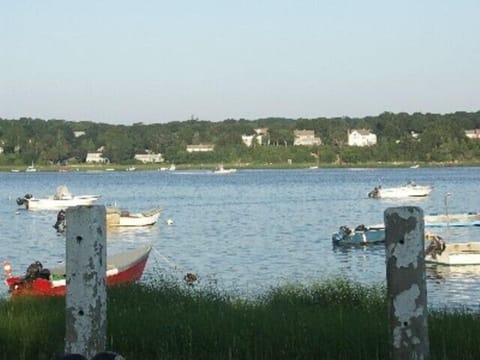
left=241, top=135, right=255, bottom=147
left=242, top=128, right=270, bottom=147
left=293, top=130, right=322, bottom=146
left=134, top=153, right=164, bottom=163
left=85, top=152, right=109, bottom=163
left=347, top=129, right=377, bottom=146
left=186, top=144, right=215, bottom=153
left=465, top=129, right=480, bottom=140
left=73, top=131, right=86, bottom=138
left=254, top=127, right=269, bottom=145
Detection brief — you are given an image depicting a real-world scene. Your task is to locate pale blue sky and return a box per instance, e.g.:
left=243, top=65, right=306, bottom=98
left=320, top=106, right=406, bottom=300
left=1, top=1, right=479, bottom=124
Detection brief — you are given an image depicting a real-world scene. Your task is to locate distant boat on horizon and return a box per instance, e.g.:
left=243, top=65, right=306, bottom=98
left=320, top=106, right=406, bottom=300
left=159, top=164, right=176, bottom=171
left=25, top=162, right=37, bottom=172
left=213, top=164, right=237, bottom=174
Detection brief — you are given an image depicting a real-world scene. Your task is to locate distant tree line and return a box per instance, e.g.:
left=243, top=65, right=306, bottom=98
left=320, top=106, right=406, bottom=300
left=1, top=111, right=480, bottom=166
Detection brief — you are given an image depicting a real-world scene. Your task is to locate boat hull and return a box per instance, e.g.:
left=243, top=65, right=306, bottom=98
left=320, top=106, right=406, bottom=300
left=24, top=196, right=100, bottom=211
left=425, top=242, right=480, bottom=266
left=368, top=183, right=432, bottom=199
left=5, top=245, right=152, bottom=296
left=332, top=225, right=385, bottom=246
left=106, top=209, right=161, bottom=227
left=213, top=169, right=237, bottom=174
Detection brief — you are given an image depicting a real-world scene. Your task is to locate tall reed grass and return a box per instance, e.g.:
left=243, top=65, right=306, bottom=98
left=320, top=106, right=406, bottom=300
left=0, top=278, right=478, bottom=359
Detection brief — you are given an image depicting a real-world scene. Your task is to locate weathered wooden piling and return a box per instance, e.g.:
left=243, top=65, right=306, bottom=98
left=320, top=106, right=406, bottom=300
left=64, top=205, right=107, bottom=359
left=385, top=207, right=429, bottom=360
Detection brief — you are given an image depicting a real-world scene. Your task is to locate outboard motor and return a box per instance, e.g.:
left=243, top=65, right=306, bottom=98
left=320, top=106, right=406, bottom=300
left=16, top=193, right=33, bottom=206
left=368, top=187, right=379, bottom=198
left=53, top=209, right=66, bottom=233
left=23, top=261, right=50, bottom=283
left=332, top=225, right=351, bottom=244
left=425, top=233, right=446, bottom=259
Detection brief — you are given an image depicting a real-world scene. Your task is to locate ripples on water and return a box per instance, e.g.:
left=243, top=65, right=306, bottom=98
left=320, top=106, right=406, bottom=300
left=1, top=167, right=479, bottom=310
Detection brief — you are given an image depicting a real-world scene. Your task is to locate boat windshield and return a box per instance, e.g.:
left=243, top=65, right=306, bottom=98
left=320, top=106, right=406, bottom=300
left=54, top=185, right=72, bottom=200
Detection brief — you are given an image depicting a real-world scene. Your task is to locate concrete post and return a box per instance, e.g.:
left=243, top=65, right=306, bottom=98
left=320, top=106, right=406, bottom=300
left=385, top=206, right=429, bottom=360
left=65, top=205, right=107, bottom=359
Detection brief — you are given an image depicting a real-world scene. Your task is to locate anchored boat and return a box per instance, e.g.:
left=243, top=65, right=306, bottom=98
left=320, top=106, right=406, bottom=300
left=4, top=245, right=152, bottom=296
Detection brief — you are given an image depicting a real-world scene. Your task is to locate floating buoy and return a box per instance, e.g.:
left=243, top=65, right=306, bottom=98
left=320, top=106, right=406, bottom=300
left=3, top=261, right=12, bottom=278
left=184, top=272, right=198, bottom=286
left=166, top=219, right=174, bottom=225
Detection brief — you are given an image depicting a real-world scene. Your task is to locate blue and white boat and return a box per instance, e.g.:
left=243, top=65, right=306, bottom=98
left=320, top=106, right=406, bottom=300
left=332, top=224, right=386, bottom=246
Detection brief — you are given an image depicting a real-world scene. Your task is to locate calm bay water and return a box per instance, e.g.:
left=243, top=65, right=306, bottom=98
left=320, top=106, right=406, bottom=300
left=1, top=167, right=479, bottom=309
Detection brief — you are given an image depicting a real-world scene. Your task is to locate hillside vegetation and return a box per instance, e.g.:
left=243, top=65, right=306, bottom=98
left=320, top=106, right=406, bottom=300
left=1, top=111, right=480, bottom=167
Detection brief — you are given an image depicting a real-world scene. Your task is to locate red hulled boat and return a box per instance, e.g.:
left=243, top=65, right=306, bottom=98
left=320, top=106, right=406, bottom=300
left=4, top=245, right=152, bottom=296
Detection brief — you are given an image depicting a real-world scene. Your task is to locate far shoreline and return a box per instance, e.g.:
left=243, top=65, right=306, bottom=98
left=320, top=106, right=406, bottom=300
left=2, top=160, right=480, bottom=173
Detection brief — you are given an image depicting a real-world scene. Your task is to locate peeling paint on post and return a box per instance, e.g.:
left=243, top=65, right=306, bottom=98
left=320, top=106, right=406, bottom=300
left=385, top=207, right=429, bottom=360
left=65, top=205, right=107, bottom=359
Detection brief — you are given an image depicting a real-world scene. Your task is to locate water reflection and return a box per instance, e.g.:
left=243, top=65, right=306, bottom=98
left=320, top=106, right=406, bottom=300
left=332, top=243, right=385, bottom=257
left=425, top=263, right=480, bottom=310
left=426, top=264, right=480, bottom=280
left=2, top=167, right=480, bottom=308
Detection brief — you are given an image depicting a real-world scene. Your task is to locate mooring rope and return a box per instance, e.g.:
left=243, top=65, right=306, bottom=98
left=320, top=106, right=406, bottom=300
left=150, top=246, right=217, bottom=286
left=151, top=246, right=182, bottom=271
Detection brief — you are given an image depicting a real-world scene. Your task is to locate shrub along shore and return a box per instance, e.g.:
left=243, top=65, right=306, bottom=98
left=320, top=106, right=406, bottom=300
left=0, top=279, right=479, bottom=360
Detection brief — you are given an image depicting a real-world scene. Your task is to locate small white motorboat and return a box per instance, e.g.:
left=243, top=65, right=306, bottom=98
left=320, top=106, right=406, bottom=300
left=53, top=208, right=162, bottom=233
left=213, top=164, right=237, bottom=174
left=368, top=181, right=432, bottom=199
left=159, top=164, right=176, bottom=171
left=16, top=185, right=100, bottom=211
left=25, top=162, right=37, bottom=172
left=106, top=208, right=161, bottom=227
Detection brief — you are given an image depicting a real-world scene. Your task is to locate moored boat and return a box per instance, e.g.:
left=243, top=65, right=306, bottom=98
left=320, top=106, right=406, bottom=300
left=106, top=208, right=161, bottom=227
left=4, top=245, right=152, bottom=296
left=213, top=164, right=237, bottom=174
left=332, top=224, right=385, bottom=246
left=425, top=233, right=480, bottom=266
left=16, top=185, right=100, bottom=211
left=54, top=208, right=162, bottom=233
left=25, top=162, right=37, bottom=172
left=368, top=181, right=432, bottom=199
left=159, top=164, right=176, bottom=171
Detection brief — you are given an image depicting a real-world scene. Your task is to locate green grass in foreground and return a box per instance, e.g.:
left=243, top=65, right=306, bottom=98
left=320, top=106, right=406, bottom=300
left=0, top=278, right=479, bottom=359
